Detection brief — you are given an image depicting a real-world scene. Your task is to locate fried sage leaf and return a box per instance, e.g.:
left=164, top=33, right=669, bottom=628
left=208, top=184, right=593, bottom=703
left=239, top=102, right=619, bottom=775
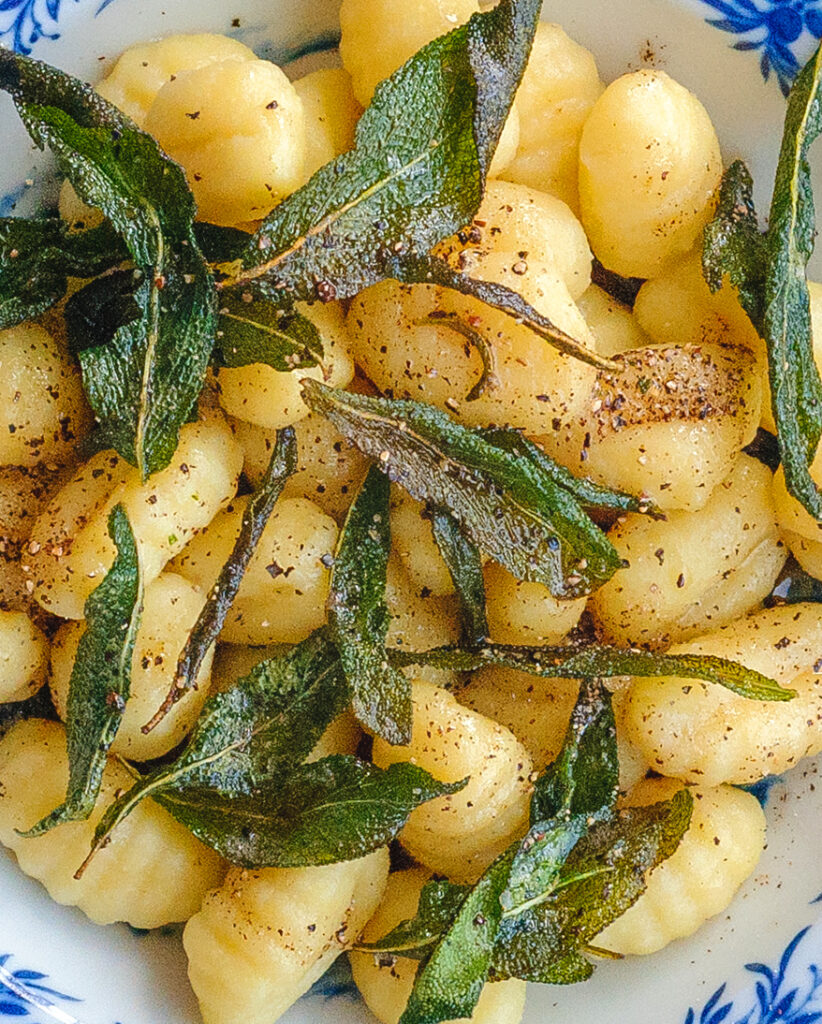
left=392, top=642, right=794, bottom=702
left=355, top=878, right=471, bottom=961
left=491, top=789, right=693, bottom=983
left=0, top=216, right=125, bottom=329
left=702, top=159, right=766, bottom=325
left=155, top=756, right=463, bottom=867
left=329, top=466, right=412, bottom=745
left=0, top=49, right=216, bottom=480
left=215, top=290, right=323, bottom=371
left=144, top=427, right=298, bottom=733
left=399, top=850, right=516, bottom=1024
left=763, top=43, right=822, bottom=518
left=302, top=382, right=623, bottom=600
left=81, top=632, right=347, bottom=873
left=222, top=0, right=540, bottom=301
left=22, top=506, right=142, bottom=836
left=430, top=509, right=489, bottom=648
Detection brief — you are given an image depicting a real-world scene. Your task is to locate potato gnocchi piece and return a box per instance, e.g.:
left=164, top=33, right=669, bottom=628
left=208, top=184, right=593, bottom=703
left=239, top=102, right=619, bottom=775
left=459, top=667, right=648, bottom=791
left=49, top=572, right=212, bottom=761
left=390, top=490, right=455, bottom=598
left=293, top=67, right=362, bottom=182
left=145, top=57, right=306, bottom=226
left=0, top=718, right=225, bottom=927
left=350, top=867, right=527, bottom=1024
left=624, top=603, right=822, bottom=785
left=500, top=22, right=602, bottom=211
left=209, top=642, right=362, bottom=759
left=577, top=284, right=651, bottom=358
left=28, top=414, right=243, bottom=620
left=372, top=681, right=533, bottom=884
left=0, top=324, right=91, bottom=470
left=0, top=611, right=49, bottom=704
left=96, top=33, right=257, bottom=126
left=538, top=342, right=763, bottom=513
left=449, top=180, right=593, bottom=300
left=484, top=561, right=586, bottom=646
left=579, top=70, right=722, bottom=279
left=231, top=412, right=369, bottom=523
left=172, top=495, right=338, bottom=645
left=591, top=455, right=787, bottom=648
left=772, top=442, right=822, bottom=580
left=596, top=778, right=766, bottom=955
left=183, top=849, right=390, bottom=1024
left=348, top=269, right=597, bottom=437
left=213, top=302, right=355, bottom=430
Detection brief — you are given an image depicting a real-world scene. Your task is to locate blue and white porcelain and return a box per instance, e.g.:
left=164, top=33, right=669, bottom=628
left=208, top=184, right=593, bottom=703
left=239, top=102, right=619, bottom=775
left=2, top=0, right=822, bottom=1021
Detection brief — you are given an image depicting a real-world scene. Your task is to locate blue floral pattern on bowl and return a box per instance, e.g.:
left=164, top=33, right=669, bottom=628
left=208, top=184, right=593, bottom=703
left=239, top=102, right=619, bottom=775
left=0, top=0, right=81, bottom=55
left=0, top=954, right=81, bottom=1022
left=695, top=0, right=822, bottom=93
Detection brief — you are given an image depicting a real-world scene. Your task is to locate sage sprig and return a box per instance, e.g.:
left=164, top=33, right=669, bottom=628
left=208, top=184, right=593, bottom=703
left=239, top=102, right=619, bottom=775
left=301, top=381, right=624, bottom=600
left=22, top=505, right=142, bottom=837
left=0, top=48, right=216, bottom=480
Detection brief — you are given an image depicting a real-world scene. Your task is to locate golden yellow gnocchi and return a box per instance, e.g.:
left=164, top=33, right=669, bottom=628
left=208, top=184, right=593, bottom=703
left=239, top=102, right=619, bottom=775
left=183, top=849, right=390, bottom=1024
left=0, top=610, right=49, bottom=704
left=0, top=718, right=225, bottom=927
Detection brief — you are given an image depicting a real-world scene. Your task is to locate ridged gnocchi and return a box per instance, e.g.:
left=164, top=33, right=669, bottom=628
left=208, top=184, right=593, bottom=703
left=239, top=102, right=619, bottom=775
left=0, top=719, right=225, bottom=926
left=372, top=681, right=533, bottom=884
left=577, top=284, right=651, bottom=358
left=579, top=70, right=723, bottom=279
left=501, top=22, right=602, bottom=211
left=183, top=849, right=390, bottom=1024
left=484, top=561, right=586, bottom=645
left=49, top=572, right=212, bottom=761
left=0, top=324, right=91, bottom=470
left=625, top=603, right=822, bottom=785
left=772, top=442, right=822, bottom=579
left=596, top=778, right=766, bottom=955
left=27, top=413, right=243, bottom=620
left=539, top=342, right=763, bottom=513
left=293, top=67, right=362, bottom=182
left=350, top=867, right=527, bottom=1024
left=171, top=495, right=338, bottom=645
left=591, top=455, right=787, bottom=648
left=0, top=610, right=49, bottom=704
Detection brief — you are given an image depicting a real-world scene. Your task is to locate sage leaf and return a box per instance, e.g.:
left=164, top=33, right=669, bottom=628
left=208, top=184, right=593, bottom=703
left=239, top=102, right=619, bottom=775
left=144, top=427, right=298, bottom=734
left=530, top=679, right=619, bottom=824
left=215, top=290, right=323, bottom=372
left=0, top=216, right=125, bottom=329
left=155, top=756, right=464, bottom=868
left=430, top=509, right=489, bottom=648
left=64, top=270, right=142, bottom=357
left=491, top=789, right=693, bottom=983
left=399, top=850, right=515, bottom=1024
left=392, top=642, right=794, bottom=702
left=81, top=632, right=347, bottom=873
left=0, top=49, right=216, bottom=480
left=329, top=466, right=412, bottom=745
left=480, top=428, right=664, bottom=519
left=222, top=0, right=540, bottom=301
left=702, top=159, right=766, bottom=325
left=355, top=878, right=470, bottom=960
left=22, top=505, right=142, bottom=837
left=301, top=381, right=623, bottom=600
left=764, top=42, right=822, bottom=518
left=500, top=817, right=588, bottom=920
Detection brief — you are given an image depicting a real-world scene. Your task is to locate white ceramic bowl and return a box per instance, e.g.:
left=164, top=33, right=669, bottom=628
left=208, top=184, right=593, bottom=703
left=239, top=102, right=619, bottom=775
left=2, top=1, right=822, bottom=1022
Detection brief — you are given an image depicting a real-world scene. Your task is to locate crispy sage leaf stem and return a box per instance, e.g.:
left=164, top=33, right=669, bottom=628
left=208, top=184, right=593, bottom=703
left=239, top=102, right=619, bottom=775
left=329, top=466, right=412, bottom=745
left=389, top=642, right=794, bottom=702
left=144, top=427, right=297, bottom=734
left=764, top=42, right=822, bottom=518
left=22, top=505, right=142, bottom=837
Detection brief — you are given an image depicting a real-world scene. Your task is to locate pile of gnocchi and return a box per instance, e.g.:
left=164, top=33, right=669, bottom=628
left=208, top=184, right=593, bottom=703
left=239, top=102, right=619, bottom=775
left=1, top=1, right=822, bottom=1023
